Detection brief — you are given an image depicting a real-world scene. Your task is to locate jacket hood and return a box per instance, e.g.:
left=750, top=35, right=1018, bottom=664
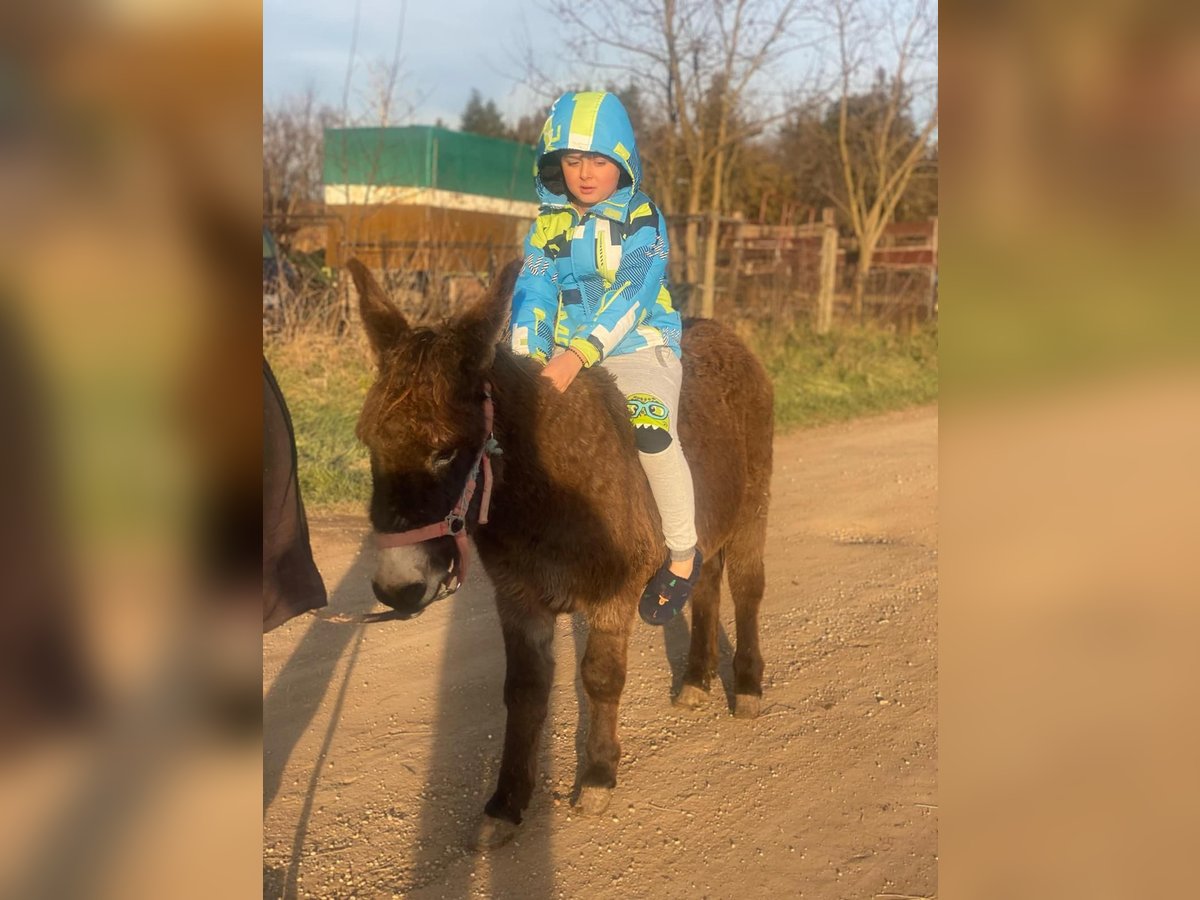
left=533, top=91, right=641, bottom=218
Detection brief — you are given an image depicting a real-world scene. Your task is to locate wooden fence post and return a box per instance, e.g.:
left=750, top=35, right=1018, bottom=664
left=926, top=216, right=939, bottom=321
left=816, top=207, right=837, bottom=334
left=700, top=210, right=719, bottom=319
left=729, top=213, right=744, bottom=310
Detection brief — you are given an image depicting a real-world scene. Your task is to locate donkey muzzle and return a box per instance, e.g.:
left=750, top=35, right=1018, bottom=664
left=372, top=537, right=461, bottom=615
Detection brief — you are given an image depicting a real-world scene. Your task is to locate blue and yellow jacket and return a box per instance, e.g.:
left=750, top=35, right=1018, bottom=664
left=510, top=91, right=682, bottom=366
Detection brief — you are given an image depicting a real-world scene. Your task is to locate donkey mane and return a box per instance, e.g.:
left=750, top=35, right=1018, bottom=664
left=358, top=323, right=484, bottom=450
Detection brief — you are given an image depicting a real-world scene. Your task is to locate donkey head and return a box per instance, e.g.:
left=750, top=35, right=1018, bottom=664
left=349, top=259, right=518, bottom=617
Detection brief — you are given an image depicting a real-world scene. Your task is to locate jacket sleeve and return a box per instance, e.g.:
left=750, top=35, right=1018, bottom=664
left=510, top=220, right=559, bottom=363
left=568, top=206, right=670, bottom=367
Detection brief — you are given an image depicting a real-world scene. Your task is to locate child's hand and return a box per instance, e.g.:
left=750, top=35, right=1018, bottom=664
left=539, top=351, right=584, bottom=393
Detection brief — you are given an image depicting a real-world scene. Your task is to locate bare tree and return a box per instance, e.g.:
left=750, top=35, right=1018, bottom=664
left=263, top=86, right=339, bottom=240
left=546, top=0, right=809, bottom=316
left=265, top=0, right=413, bottom=234
left=361, top=57, right=419, bottom=129
left=826, top=0, right=937, bottom=319
left=327, top=0, right=423, bottom=212
left=690, top=1, right=805, bottom=317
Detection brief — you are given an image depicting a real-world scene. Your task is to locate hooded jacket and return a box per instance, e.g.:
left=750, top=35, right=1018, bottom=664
left=510, top=91, right=681, bottom=366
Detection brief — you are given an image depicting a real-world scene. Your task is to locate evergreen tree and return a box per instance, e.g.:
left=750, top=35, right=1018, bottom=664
left=460, top=89, right=509, bottom=138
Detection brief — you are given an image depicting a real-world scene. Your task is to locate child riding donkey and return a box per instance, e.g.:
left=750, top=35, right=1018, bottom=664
left=510, top=90, right=701, bottom=624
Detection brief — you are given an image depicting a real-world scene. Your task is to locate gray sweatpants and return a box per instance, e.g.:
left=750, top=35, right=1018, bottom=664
left=599, top=345, right=698, bottom=562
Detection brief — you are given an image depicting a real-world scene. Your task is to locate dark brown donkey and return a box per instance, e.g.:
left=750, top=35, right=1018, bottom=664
left=349, top=259, right=773, bottom=848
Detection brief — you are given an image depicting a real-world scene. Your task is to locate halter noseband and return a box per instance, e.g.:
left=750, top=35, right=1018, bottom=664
left=373, top=383, right=497, bottom=588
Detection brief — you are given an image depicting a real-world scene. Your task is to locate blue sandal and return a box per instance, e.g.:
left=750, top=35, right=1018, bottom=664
left=638, top=550, right=703, bottom=626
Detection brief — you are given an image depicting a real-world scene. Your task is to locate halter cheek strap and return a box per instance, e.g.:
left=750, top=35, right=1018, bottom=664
left=373, top=384, right=497, bottom=585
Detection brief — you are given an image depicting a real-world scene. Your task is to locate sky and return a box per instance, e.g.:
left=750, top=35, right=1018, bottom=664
left=263, top=0, right=553, bottom=127
left=263, top=0, right=937, bottom=131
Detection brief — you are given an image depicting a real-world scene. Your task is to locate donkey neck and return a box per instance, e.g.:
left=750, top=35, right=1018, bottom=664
left=482, top=348, right=651, bottom=523
left=476, top=348, right=661, bottom=602
left=475, top=348, right=667, bottom=619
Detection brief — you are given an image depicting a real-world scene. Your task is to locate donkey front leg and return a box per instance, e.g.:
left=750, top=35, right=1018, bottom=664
left=475, top=606, right=554, bottom=849
left=573, top=623, right=629, bottom=816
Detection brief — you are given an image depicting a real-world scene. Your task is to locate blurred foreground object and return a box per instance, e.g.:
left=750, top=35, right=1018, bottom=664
left=0, top=302, right=95, bottom=754
left=941, top=0, right=1200, bottom=392
left=0, top=3, right=261, bottom=898
left=942, top=2, right=1200, bottom=898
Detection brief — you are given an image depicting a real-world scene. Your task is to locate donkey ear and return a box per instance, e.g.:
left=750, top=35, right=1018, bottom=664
left=347, top=258, right=408, bottom=359
left=459, top=258, right=523, bottom=368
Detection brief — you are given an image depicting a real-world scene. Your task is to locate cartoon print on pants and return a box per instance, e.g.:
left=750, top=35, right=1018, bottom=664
left=626, top=392, right=672, bottom=453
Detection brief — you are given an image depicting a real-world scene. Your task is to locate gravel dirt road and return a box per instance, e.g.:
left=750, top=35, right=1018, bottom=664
left=264, top=404, right=938, bottom=899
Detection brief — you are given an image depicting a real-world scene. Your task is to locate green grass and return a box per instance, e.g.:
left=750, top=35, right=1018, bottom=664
left=748, top=322, right=939, bottom=432
left=266, top=334, right=376, bottom=511
left=268, top=322, right=937, bottom=509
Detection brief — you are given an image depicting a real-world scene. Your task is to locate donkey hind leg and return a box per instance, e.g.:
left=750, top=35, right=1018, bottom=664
left=726, top=516, right=767, bottom=719
left=573, top=623, right=630, bottom=816
left=674, top=550, right=725, bottom=710
left=475, top=606, right=555, bottom=849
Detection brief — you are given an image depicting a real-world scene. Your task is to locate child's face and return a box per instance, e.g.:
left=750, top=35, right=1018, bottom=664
left=561, top=151, right=622, bottom=209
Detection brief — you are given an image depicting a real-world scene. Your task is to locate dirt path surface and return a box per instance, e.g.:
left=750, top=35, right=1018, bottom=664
left=264, top=405, right=938, bottom=900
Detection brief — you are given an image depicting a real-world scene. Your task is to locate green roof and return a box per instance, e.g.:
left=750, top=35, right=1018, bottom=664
left=323, top=126, right=538, bottom=203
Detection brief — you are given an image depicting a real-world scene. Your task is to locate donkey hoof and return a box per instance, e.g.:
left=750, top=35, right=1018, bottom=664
left=572, top=785, right=613, bottom=817
left=734, top=693, right=762, bottom=719
left=470, top=814, right=519, bottom=850
left=674, top=683, right=709, bottom=709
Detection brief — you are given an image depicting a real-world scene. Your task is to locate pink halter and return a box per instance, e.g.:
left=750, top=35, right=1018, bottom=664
left=373, top=383, right=497, bottom=586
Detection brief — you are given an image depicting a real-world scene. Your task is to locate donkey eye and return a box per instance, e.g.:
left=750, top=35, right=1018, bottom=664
left=429, top=448, right=458, bottom=471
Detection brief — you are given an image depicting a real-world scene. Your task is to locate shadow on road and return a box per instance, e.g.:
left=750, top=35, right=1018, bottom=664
left=662, top=607, right=737, bottom=709
left=263, top=534, right=375, bottom=900
left=401, top=548, right=558, bottom=899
